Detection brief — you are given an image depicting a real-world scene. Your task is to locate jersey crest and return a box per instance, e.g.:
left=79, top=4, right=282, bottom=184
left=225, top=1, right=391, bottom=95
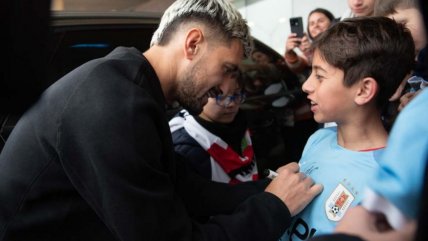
left=325, top=183, right=354, bottom=221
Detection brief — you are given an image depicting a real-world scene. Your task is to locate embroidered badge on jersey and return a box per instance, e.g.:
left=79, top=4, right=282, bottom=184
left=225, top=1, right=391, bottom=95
left=325, top=183, right=354, bottom=221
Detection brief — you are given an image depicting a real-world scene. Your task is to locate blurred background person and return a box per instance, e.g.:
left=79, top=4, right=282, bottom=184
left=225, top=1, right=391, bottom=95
left=243, top=48, right=301, bottom=98
left=284, top=8, right=336, bottom=79
left=373, top=0, right=427, bottom=130
left=243, top=47, right=320, bottom=167
left=341, top=0, right=375, bottom=20
left=283, top=8, right=337, bottom=156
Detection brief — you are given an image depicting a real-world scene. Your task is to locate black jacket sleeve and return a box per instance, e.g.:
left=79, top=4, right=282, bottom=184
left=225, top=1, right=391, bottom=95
left=174, top=153, right=271, bottom=217
left=194, top=192, right=292, bottom=241
left=174, top=154, right=292, bottom=241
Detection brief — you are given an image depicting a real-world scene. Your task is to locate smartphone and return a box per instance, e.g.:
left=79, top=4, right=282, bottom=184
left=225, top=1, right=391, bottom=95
left=289, top=17, right=304, bottom=38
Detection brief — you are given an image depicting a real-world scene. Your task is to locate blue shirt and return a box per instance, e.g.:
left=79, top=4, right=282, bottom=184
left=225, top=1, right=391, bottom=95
left=280, top=127, right=383, bottom=241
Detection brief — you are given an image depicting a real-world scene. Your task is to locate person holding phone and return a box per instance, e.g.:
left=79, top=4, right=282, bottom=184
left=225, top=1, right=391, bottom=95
left=284, top=8, right=335, bottom=77
left=283, top=8, right=337, bottom=144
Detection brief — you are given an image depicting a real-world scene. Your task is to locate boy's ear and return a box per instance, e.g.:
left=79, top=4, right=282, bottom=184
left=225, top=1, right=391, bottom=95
left=184, top=28, right=204, bottom=60
left=354, top=77, right=378, bottom=105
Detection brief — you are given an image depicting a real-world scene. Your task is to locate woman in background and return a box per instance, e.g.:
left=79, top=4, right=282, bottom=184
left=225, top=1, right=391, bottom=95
left=284, top=8, right=336, bottom=77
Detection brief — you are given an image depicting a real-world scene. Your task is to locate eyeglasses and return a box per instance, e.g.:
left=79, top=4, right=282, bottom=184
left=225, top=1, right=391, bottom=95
left=215, top=93, right=246, bottom=107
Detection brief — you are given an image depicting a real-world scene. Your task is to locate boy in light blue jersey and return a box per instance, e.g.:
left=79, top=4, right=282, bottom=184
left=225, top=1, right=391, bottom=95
left=280, top=16, right=416, bottom=241
left=310, top=91, right=428, bottom=241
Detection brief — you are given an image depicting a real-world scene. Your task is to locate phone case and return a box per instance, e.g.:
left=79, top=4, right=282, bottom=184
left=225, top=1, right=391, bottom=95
left=290, top=17, right=304, bottom=38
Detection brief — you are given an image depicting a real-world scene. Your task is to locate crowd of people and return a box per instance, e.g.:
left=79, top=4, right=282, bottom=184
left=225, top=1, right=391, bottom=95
left=0, top=0, right=427, bottom=240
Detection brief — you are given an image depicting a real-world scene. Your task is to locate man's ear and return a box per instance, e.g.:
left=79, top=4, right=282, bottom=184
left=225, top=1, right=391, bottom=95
left=354, top=77, right=378, bottom=105
left=184, top=28, right=204, bottom=60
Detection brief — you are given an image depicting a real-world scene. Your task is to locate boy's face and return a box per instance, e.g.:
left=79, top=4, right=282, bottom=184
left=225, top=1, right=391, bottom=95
left=200, top=74, right=242, bottom=124
left=388, top=7, right=427, bottom=53
left=302, top=50, right=359, bottom=124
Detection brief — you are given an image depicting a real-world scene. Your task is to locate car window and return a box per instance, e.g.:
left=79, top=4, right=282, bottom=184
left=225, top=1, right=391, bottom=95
left=49, top=17, right=159, bottom=83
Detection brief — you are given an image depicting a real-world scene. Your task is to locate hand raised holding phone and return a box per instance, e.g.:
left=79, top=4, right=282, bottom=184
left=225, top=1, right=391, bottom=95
left=286, top=17, right=304, bottom=52
left=290, top=17, right=304, bottom=38
left=285, top=33, right=304, bottom=53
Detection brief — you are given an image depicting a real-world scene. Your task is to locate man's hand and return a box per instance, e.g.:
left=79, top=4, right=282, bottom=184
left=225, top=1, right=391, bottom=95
left=264, top=162, right=323, bottom=216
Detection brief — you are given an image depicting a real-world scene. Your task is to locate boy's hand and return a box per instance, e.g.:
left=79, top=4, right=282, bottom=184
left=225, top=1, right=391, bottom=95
left=264, top=162, right=323, bottom=216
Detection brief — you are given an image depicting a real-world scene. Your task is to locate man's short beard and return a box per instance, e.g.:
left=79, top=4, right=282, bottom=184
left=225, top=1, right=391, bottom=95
left=178, top=93, right=204, bottom=115
left=176, top=70, right=206, bottom=115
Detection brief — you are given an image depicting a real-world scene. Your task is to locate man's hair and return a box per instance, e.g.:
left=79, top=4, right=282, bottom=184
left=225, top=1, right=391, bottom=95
left=374, top=0, right=419, bottom=16
left=150, top=0, right=253, bottom=58
left=307, top=8, right=336, bottom=39
left=312, top=16, right=415, bottom=110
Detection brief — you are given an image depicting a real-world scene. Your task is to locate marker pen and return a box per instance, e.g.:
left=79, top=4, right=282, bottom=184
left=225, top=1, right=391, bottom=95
left=263, top=169, right=278, bottom=179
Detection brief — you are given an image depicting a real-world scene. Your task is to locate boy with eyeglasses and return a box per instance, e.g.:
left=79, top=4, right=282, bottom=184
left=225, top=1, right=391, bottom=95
left=169, top=71, right=257, bottom=185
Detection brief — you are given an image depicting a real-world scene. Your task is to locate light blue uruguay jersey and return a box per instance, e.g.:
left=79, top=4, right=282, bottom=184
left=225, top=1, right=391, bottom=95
left=364, top=89, right=428, bottom=228
left=280, top=127, right=383, bottom=241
